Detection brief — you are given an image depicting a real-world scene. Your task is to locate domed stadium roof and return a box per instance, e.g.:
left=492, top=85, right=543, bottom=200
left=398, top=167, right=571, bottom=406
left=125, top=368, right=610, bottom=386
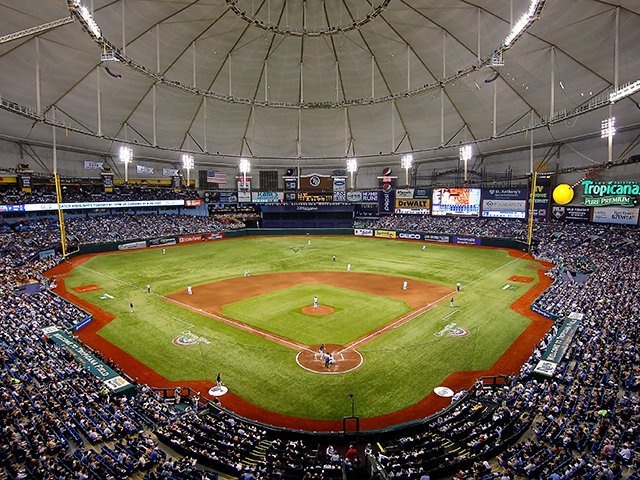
left=0, top=0, right=638, bottom=167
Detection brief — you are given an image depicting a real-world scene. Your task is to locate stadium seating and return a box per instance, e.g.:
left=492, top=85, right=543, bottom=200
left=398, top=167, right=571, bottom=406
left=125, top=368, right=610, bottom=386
left=1, top=214, right=639, bottom=479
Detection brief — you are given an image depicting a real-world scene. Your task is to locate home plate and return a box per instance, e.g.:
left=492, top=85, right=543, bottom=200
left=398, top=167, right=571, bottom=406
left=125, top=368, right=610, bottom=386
left=434, top=386, right=454, bottom=397
left=208, top=385, right=228, bottom=397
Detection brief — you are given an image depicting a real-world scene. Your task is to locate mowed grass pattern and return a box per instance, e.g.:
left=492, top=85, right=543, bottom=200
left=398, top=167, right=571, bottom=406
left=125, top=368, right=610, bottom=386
left=221, top=284, right=412, bottom=346
left=65, top=236, right=538, bottom=420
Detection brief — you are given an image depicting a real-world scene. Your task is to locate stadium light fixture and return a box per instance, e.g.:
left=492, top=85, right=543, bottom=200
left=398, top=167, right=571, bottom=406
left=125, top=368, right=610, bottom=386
left=503, top=0, right=543, bottom=47
left=346, top=158, right=357, bottom=190
left=71, top=0, right=102, bottom=39
left=239, top=157, right=250, bottom=191
left=601, top=117, right=616, bottom=139
left=401, top=154, right=413, bottom=187
left=610, top=80, right=640, bottom=103
left=119, top=145, right=133, bottom=183
left=182, top=154, right=194, bottom=189
left=601, top=117, right=616, bottom=164
left=460, top=145, right=473, bottom=182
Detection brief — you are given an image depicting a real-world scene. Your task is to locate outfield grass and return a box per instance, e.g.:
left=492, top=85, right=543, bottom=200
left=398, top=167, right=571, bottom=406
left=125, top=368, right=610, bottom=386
left=65, top=236, right=539, bottom=420
left=221, top=284, right=412, bottom=346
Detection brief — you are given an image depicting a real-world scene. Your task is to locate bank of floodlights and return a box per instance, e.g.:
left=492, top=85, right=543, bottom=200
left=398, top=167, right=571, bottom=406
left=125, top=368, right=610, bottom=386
left=346, top=158, right=358, bottom=173
left=601, top=117, right=616, bottom=139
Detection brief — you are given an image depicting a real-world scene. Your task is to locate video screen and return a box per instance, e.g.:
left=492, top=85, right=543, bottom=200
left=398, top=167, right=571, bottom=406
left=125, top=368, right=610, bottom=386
left=431, top=188, right=481, bottom=216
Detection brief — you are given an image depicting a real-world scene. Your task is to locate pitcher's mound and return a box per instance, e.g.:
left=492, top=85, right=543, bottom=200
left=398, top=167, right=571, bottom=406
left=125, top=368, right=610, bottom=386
left=301, top=305, right=334, bottom=315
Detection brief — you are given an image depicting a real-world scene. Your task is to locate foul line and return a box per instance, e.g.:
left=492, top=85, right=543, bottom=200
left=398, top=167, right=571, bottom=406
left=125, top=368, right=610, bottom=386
left=170, top=317, right=194, bottom=328
left=337, top=252, right=529, bottom=356
left=67, top=259, right=316, bottom=354
left=442, top=309, right=463, bottom=321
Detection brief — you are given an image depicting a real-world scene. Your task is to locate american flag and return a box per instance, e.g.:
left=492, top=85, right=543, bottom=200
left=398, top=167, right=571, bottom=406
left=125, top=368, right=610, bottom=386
left=207, top=171, right=227, bottom=184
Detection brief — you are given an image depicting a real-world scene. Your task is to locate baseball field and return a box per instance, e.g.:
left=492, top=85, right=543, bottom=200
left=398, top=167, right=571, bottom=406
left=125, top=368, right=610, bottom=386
left=52, top=235, right=553, bottom=429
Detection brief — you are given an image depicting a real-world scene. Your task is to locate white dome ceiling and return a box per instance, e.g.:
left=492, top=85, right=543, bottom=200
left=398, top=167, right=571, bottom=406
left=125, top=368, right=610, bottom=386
left=0, top=0, right=638, bottom=167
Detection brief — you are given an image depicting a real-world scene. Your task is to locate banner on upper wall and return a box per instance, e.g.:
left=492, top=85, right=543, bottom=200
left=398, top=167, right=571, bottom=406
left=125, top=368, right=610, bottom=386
left=333, top=177, right=346, bottom=202
left=102, top=175, right=113, bottom=188
left=163, top=168, right=179, bottom=177
left=136, top=165, right=155, bottom=175
left=237, top=179, right=251, bottom=203
left=592, top=206, right=640, bottom=225
left=580, top=180, right=640, bottom=207
left=551, top=205, right=590, bottom=222
left=378, top=180, right=395, bottom=214
left=252, top=192, right=283, bottom=203
left=432, top=188, right=481, bottom=217
left=482, top=188, right=527, bottom=219
left=530, top=177, right=551, bottom=218
left=297, top=192, right=333, bottom=202
left=84, top=160, right=103, bottom=170
left=394, top=198, right=430, bottom=214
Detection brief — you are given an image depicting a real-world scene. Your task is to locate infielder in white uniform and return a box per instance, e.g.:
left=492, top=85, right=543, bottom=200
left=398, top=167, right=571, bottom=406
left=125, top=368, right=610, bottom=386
left=347, top=263, right=351, bottom=272
left=313, top=296, right=319, bottom=309
left=403, top=281, right=408, bottom=290
left=187, top=285, right=192, bottom=295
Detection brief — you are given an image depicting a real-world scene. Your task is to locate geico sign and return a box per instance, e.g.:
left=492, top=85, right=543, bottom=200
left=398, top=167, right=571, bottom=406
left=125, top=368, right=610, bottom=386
left=399, top=232, right=421, bottom=240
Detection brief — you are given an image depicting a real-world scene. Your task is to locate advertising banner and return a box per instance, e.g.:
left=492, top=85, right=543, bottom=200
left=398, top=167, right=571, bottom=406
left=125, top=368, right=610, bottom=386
left=530, top=304, right=559, bottom=321
left=261, top=204, right=354, bottom=213
left=378, top=180, right=395, bottom=214
left=136, top=164, right=155, bottom=175
left=237, top=179, right=251, bottom=203
left=252, top=192, right=284, bottom=203
left=580, top=180, right=640, bottom=207
left=203, top=233, right=225, bottom=240
left=592, top=206, right=640, bottom=225
left=84, top=160, right=103, bottom=170
left=18, top=175, right=31, bottom=189
left=453, top=236, right=481, bottom=246
left=396, top=189, right=414, bottom=199
left=424, top=234, right=450, bottom=243
left=44, top=327, right=134, bottom=396
left=21, top=200, right=185, bottom=211
left=482, top=188, right=527, bottom=219
left=432, top=188, right=481, bottom=216
left=118, top=240, right=147, bottom=250
left=284, top=192, right=297, bottom=201
left=398, top=232, right=422, bottom=240
left=346, top=191, right=362, bottom=202
left=163, top=168, right=179, bottom=177
left=530, top=177, right=551, bottom=218
left=102, top=175, right=114, bottom=188
left=413, top=188, right=431, bottom=199
left=374, top=230, right=396, bottom=239
left=179, top=234, right=202, bottom=243
left=541, top=315, right=582, bottom=363
left=354, top=229, right=374, bottom=236
left=185, top=199, right=201, bottom=207
left=551, top=205, right=590, bottom=222
left=149, top=237, right=177, bottom=247
left=394, top=198, right=430, bottom=214
left=333, top=177, right=346, bottom=202
left=362, top=191, right=379, bottom=202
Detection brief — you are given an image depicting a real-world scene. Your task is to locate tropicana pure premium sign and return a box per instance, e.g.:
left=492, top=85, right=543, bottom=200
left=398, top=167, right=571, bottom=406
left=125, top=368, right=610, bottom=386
left=581, top=180, right=639, bottom=207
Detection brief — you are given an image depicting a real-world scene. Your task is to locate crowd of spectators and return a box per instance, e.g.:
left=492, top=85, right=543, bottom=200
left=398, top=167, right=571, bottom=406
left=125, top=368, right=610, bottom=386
left=0, top=213, right=245, bottom=287
left=0, top=186, right=199, bottom=205
left=2, top=212, right=640, bottom=479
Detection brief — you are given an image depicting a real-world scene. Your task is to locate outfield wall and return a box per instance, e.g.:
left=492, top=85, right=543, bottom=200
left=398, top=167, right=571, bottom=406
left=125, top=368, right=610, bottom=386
left=70, top=227, right=529, bottom=256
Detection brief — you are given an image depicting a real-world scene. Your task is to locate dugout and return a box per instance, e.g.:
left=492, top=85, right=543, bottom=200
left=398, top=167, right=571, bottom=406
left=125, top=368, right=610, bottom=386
left=259, top=204, right=354, bottom=229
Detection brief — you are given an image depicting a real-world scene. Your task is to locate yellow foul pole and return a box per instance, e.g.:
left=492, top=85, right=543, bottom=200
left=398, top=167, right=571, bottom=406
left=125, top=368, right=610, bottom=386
left=54, top=173, right=67, bottom=257
left=527, top=171, right=538, bottom=252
